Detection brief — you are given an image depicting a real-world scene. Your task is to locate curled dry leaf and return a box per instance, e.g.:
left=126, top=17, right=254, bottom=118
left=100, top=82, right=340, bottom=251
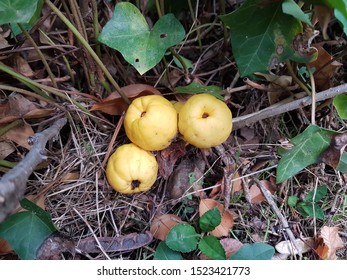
left=150, top=214, right=182, bottom=241
left=316, top=226, right=344, bottom=260
left=37, top=232, right=75, bottom=260
left=308, top=44, right=342, bottom=91
left=320, top=133, right=347, bottom=169
left=90, top=84, right=161, bottom=115
left=0, top=239, right=13, bottom=255
left=157, top=139, right=187, bottom=179
left=275, top=237, right=314, bottom=256
left=220, top=238, right=244, bottom=259
left=77, top=231, right=153, bottom=253
left=249, top=179, right=277, bottom=204
left=199, top=199, right=234, bottom=238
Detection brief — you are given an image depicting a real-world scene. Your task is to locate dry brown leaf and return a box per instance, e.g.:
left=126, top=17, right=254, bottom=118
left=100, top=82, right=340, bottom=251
left=90, top=84, right=161, bottom=115
left=12, top=54, right=34, bottom=77
left=220, top=238, right=244, bottom=258
left=0, top=142, right=15, bottom=159
left=0, top=239, right=13, bottom=255
left=313, top=5, right=333, bottom=40
left=275, top=237, right=314, bottom=256
left=308, top=44, right=342, bottom=91
left=320, top=133, right=347, bottom=169
left=199, top=199, right=234, bottom=237
left=249, top=179, right=277, bottom=204
left=150, top=214, right=182, bottom=241
left=316, top=226, right=344, bottom=260
left=0, top=123, right=34, bottom=150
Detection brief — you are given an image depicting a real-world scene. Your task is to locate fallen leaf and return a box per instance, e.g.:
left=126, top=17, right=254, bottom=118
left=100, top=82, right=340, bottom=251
left=90, top=84, right=161, bottom=115
left=220, top=238, right=244, bottom=258
left=61, top=172, right=81, bottom=181
left=249, top=180, right=277, bottom=204
left=199, top=199, right=234, bottom=237
left=0, top=123, right=34, bottom=150
left=308, top=44, right=342, bottom=91
left=150, top=214, right=182, bottom=241
left=77, top=231, right=153, bottom=253
left=275, top=237, right=314, bottom=256
left=316, top=226, right=344, bottom=260
left=0, top=142, right=15, bottom=159
left=0, top=239, right=13, bottom=255
left=12, top=54, right=34, bottom=78
left=313, top=5, right=333, bottom=40
left=157, top=139, right=187, bottom=179
left=320, top=133, right=347, bottom=169
left=37, top=232, right=75, bottom=260
left=167, top=156, right=206, bottom=200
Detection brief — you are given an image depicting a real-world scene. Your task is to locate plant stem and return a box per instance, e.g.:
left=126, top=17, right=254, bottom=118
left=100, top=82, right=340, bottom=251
left=307, top=64, right=316, bottom=125
left=44, top=0, right=130, bottom=104
left=286, top=60, right=311, bottom=96
left=18, top=24, right=57, bottom=88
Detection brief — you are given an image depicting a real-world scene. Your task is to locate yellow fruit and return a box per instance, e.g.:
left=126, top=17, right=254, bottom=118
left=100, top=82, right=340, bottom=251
left=170, top=100, right=185, bottom=114
left=106, top=143, right=158, bottom=194
left=124, top=95, right=178, bottom=151
left=178, top=94, right=232, bottom=148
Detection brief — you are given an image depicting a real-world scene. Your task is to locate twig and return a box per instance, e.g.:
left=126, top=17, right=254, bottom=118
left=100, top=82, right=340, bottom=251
left=307, top=64, right=316, bottom=125
left=0, top=118, right=67, bottom=223
left=253, top=178, right=301, bottom=257
left=232, top=83, right=347, bottom=130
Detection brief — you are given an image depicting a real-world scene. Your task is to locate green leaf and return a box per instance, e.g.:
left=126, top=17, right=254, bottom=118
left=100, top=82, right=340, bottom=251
left=297, top=203, right=325, bottom=220
left=154, top=241, right=183, bottom=260
left=172, top=54, right=193, bottom=69
left=98, top=2, right=185, bottom=75
left=282, top=0, right=312, bottom=25
left=304, top=185, right=328, bottom=202
left=229, top=243, right=275, bottom=260
left=0, top=210, right=55, bottom=259
left=337, top=152, right=347, bottom=173
left=175, top=82, right=224, bottom=100
left=276, top=125, right=336, bottom=183
left=198, top=235, right=226, bottom=260
left=0, top=0, right=42, bottom=25
left=199, top=208, right=221, bottom=232
left=220, top=0, right=302, bottom=77
left=333, top=94, right=347, bottom=119
left=165, top=224, right=199, bottom=253
left=331, top=0, right=347, bottom=34
left=288, top=196, right=299, bottom=207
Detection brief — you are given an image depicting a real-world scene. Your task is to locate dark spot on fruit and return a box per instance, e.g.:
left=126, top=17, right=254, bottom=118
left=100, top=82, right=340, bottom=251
left=202, top=112, right=209, bottom=118
left=131, top=180, right=141, bottom=190
left=141, top=111, right=146, bottom=117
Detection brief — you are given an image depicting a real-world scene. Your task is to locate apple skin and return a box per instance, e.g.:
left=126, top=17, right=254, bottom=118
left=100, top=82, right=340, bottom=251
left=178, top=94, right=232, bottom=148
left=124, top=95, right=178, bottom=151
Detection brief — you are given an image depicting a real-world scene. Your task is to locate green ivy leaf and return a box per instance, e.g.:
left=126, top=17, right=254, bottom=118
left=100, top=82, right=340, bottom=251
left=333, top=94, right=347, bottom=119
left=0, top=0, right=42, bottom=25
left=304, top=185, right=328, bottom=203
left=199, top=208, right=221, bottom=232
left=154, top=241, right=183, bottom=260
left=165, top=224, right=199, bottom=253
left=229, top=243, right=275, bottom=260
left=175, top=82, right=224, bottom=100
left=198, top=235, right=226, bottom=260
left=98, top=2, right=185, bottom=75
left=337, top=152, right=347, bottom=173
left=288, top=196, right=299, bottom=207
left=282, top=0, right=312, bottom=25
left=0, top=199, right=56, bottom=260
left=276, top=125, right=336, bottom=183
left=297, top=203, right=325, bottom=220
left=220, top=0, right=302, bottom=77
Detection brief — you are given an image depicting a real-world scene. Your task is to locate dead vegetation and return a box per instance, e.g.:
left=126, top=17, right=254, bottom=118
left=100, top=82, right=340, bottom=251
left=0, top=1, right=346, bottom=260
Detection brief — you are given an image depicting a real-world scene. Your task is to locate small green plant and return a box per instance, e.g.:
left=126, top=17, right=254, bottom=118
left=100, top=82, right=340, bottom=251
left=288, top=185, right=328, bottom=220
left=153, top=207, right=275, bottom=260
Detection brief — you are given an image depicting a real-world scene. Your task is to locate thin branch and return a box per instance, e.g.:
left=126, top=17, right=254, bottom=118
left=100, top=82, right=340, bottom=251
left=0, top=118, right=67, bottom=223
left=232, top=83, right=347, bottom=130
left=253, top=178, right=301, bottom=257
